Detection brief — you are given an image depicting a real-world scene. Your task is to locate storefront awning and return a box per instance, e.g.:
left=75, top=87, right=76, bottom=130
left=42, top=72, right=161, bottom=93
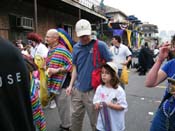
left=61, top=0, right=107, bottom=22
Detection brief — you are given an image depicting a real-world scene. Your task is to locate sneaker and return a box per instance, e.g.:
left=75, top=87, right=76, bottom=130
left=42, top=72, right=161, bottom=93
left=139, top=72, right=146, bottom=76
left=49, top=100, right=56, bottom=109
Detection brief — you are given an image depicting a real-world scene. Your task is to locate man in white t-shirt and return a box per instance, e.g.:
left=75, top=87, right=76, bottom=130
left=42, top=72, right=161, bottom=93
left=110, top=35, right=132, bottom=88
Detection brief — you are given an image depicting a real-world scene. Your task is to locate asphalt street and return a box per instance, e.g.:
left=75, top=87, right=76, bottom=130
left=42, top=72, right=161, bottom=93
left=44, top=68, right=166, bottom=131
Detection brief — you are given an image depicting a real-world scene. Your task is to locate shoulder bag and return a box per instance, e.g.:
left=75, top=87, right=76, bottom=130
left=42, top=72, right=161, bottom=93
left=91, top=40, right=104, bottom=89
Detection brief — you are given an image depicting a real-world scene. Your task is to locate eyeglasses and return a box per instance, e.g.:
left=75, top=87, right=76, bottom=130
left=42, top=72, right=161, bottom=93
left=28, top=40, right=34, bottom=44
left=114, top=46, right=119, bottom=55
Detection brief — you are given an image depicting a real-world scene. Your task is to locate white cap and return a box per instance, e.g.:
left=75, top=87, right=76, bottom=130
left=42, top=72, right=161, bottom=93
left=106, top=62, right=118, bottom=75
left=75, top=19, right=91, bottom=37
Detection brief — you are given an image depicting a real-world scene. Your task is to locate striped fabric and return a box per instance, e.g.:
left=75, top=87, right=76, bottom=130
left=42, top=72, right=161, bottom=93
left=57, top=28, right=74, bottom=53
left=30, top=74, right=46, bottom=131
left=46, top=44, right=72, bottom=94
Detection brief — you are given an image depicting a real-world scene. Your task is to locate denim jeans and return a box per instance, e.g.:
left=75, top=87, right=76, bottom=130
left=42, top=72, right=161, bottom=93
left=150, top=106, right=175, bottom=131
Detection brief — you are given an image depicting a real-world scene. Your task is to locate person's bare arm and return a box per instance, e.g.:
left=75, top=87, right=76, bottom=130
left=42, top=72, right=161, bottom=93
left=66, top=65, right=77, bottom=95
left=145, top=60, right=167, bottom=87
left=126, top=55, right=132, bottom=64
left=107, top=102, right=124, bottom=111
left=145, top=43, right=170, bottom=87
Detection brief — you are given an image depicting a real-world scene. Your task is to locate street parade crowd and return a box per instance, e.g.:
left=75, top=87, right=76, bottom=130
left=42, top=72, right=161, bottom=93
left=0, top=19, right=175, bottom=131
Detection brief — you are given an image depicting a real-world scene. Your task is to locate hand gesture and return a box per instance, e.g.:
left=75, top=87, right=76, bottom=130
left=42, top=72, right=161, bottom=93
left=46, top=68, right=58, bottom=76
left=66, top=86, right=72, bottom=96
left=94, top=103, right=103, bottom=110
left=158, top=43, right=171, bottom=62
left=121, top=61, right=128, bottom=66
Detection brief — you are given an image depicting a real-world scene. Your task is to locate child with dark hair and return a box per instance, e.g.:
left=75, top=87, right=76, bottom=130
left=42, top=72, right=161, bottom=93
left=93, top=62, right=128, bottom=131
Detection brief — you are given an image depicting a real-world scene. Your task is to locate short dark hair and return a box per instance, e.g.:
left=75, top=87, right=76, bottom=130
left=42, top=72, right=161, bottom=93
left=113, top=35, right=121, bottom=43
left=171, top=35, right=175, bottom=45
left=101, top=64, right=120, bottom=89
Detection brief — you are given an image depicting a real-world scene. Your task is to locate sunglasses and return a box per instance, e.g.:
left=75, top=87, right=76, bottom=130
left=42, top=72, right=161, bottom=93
left=28, top=40, right=34, bottom=44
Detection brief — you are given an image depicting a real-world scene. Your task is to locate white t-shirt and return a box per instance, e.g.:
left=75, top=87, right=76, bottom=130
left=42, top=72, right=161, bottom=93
left=93, top=85, right=128, bottom=131
left=110, top=44, right=132, bottom=69
left=30, top=43, right=48, bottom=58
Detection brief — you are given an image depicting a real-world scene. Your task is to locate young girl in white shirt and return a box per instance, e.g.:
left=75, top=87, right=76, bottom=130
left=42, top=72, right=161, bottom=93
left=93, top=62, right=128, bottom=131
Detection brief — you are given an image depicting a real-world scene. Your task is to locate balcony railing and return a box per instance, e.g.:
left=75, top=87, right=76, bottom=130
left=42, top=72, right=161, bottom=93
left=72, top=0, right=105, bottom=16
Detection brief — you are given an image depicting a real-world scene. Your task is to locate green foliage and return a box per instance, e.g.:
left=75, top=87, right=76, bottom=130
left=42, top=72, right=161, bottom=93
left=101, top=34, right=107, bottom=41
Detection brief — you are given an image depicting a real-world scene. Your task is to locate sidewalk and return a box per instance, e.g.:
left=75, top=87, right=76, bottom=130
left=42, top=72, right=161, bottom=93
left=44, top=107, right=92, bottom=131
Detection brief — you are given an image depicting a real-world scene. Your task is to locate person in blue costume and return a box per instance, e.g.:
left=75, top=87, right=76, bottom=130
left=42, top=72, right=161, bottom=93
left=145, top=39, right=175, bottom=131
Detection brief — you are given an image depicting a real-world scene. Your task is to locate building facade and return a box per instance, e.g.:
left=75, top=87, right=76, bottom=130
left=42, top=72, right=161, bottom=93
left=0, top=0, right=106, bottom=42
left=138, top=23, right=159, bottom=48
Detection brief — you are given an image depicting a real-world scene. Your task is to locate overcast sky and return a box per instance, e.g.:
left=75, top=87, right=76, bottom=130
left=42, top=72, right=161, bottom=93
left=102, top=0, right=174, bottom=31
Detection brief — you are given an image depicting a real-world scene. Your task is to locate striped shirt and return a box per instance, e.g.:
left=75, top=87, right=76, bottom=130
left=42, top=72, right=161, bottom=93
left=46, top=44, right=72, bottom=94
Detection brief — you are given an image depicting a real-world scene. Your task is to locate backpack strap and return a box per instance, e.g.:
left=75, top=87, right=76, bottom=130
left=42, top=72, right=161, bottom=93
left=159, top=93, right=172, bottom=108
left=93, top=40, right=101, bottom=68
left=159, top=74, right=175, bottom=108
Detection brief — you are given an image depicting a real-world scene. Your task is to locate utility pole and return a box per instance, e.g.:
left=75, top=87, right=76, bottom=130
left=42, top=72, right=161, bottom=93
left=101, top=19, right=103, bottom=36
left=34, top=0, right=38, bottom=32
left=78, top=8, right=81, bottom=20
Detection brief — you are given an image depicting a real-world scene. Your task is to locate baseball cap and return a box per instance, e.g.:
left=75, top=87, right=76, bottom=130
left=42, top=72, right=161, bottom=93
left=75, top=19, right=91, bottom=37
